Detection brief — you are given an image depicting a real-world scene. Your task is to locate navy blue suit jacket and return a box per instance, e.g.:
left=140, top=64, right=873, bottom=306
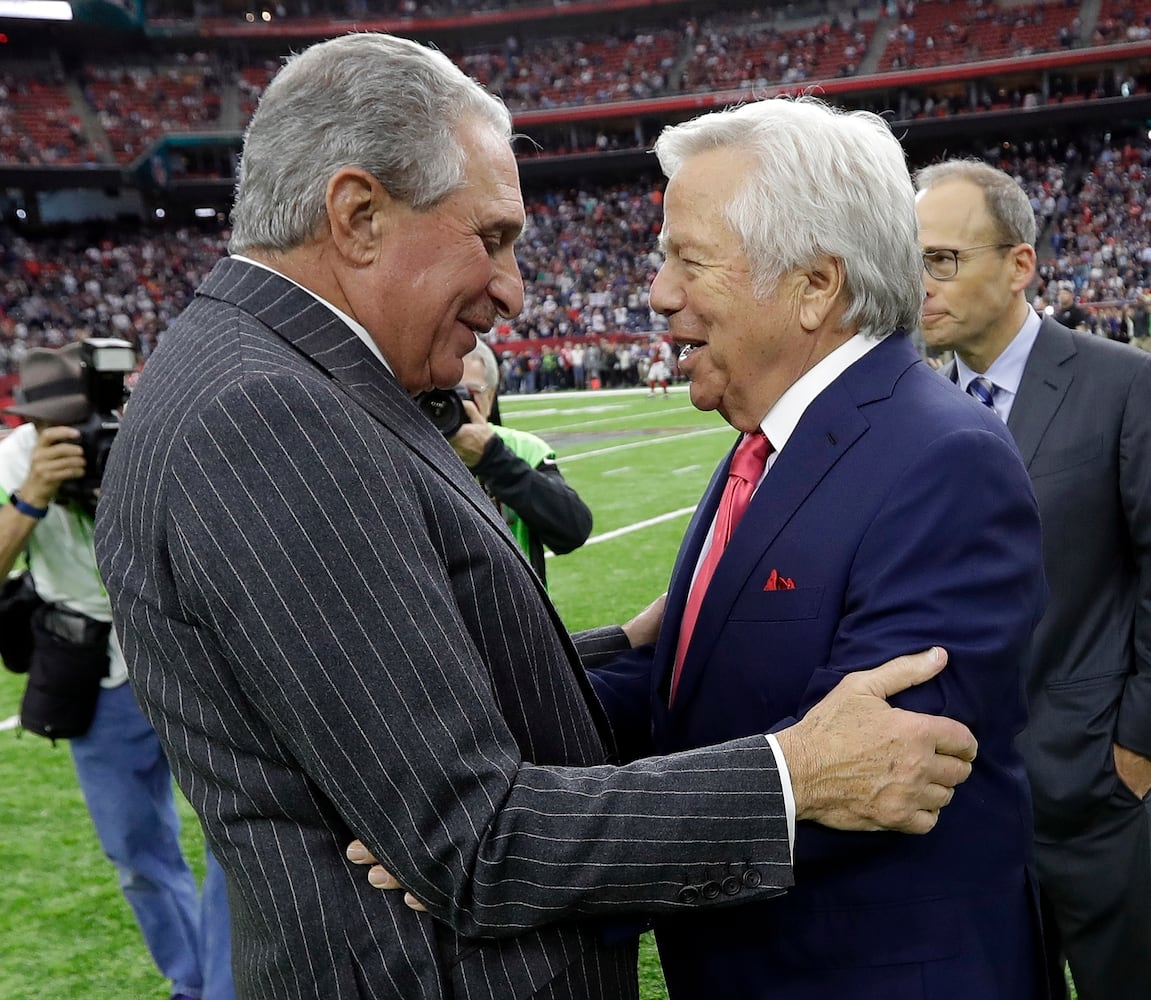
left=592, top=333, right=1048, bottom=999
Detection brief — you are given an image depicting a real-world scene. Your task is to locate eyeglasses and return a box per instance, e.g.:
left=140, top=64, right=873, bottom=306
left=921, top=243, right=1017, bottom=281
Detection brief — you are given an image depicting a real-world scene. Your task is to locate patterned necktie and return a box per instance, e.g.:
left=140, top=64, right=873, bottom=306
left=670, top=431, right=773, bottom=704
left=967, top=376, right=996, bottom=410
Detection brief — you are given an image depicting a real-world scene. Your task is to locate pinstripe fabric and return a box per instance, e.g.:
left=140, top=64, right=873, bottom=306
left=95, top=257, right=792, bottom=1000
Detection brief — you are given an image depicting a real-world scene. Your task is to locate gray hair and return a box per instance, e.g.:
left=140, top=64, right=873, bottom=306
left=466, top=338, right=500, bottom=390
left=913, top=159, right=1037, bottom=246
left=229, top=33, right=512, bottom=254
left=653, top=96, right=922, bottom=339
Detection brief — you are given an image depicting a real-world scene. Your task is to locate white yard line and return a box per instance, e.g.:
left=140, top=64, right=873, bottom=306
left=527, top=402, right=699, bottom=435
left=561, top=425, right=731, bottom=462
left=546, top=505, right=698, bottom=557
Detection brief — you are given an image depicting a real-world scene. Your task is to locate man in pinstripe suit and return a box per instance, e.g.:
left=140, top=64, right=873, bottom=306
left=95, top=33, right=977, bottom=1000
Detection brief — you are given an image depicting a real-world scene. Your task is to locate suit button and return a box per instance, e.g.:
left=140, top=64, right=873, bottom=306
left=702, top=880, right=721, bottom=899
left=721, top=876, right=741, bottom=895
left=677, top=886, right=700, bottom=904
left=742, top=869, right=763, bottom=888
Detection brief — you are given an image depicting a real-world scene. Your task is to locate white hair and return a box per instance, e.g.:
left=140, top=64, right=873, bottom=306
left=654, top=96, right=922, bottom=338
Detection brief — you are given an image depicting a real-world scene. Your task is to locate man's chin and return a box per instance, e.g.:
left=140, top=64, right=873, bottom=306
left=687, top=382, right=722, bottom=414
left=919, top=323, right=954, bottom=352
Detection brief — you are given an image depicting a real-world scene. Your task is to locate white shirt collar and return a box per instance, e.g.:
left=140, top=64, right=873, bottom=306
left=230, top=254, right=394, bottom=375
left=759, top=332, right=887, bottom=458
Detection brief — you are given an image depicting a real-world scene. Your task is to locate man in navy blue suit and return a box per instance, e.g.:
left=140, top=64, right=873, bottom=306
left=588, top=96, right=1048, bottom=998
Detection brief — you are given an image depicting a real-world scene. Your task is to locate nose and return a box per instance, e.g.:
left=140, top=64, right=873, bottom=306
left=649, top=262, right=682, bottom=317
left=491, top=248, right=524, bottom=319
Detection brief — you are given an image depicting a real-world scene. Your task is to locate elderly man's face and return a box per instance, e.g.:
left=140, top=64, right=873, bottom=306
left=650, top=146, right=807, bottom=432
left=355, top=118, right=525, bottom=394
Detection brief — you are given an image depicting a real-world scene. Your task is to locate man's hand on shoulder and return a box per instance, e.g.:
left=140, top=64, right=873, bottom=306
left=775, top=647, right=977, bottom=835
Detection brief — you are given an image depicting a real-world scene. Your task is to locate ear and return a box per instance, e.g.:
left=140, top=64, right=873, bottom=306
left=1007, top=242, right=1038, bottom=295
left=796, top=254, right=845, bottom=333
left=326, top=167, right=388, bottom=267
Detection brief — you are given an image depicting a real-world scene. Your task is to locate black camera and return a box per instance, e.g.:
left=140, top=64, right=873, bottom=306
left=415, top=386, right=472, bottom=437
left=57, top=338, right=136, bottom=510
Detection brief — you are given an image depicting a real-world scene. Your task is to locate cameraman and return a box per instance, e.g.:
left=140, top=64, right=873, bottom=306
left=449, top=340, right=592, bottom=586
left=0, top=344, right=234, bottom=1000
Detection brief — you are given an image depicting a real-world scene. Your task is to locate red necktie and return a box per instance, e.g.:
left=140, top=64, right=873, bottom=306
left=670, top=431, right=772, bottom=704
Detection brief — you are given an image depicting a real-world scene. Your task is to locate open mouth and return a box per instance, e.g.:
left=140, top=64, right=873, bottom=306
left=675, top=341, right=705, bottom=364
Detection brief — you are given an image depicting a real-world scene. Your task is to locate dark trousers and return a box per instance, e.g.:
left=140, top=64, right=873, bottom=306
left=1036, top=786, right=1151, bottom=1000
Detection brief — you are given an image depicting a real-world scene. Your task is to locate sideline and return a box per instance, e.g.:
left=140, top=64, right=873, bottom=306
left=546, top=504, right=697, bottom=557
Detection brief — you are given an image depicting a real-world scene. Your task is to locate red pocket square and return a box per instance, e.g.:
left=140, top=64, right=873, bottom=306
left=764, top=569, right=796, bottom=591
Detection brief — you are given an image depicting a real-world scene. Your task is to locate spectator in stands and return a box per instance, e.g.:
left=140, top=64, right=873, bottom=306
left=0, top=344, right=233, bottom=1000
left=916, top=158, right=1151, bottom=1000
left=1053, top=281, right=1089, bottom=328
left=447, top=339, right=591, bottom=585
left=1133, top=292, right=1151, bottom=349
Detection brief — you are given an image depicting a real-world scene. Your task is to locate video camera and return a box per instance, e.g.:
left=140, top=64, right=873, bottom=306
left=57, top=338, right=137, bottom=510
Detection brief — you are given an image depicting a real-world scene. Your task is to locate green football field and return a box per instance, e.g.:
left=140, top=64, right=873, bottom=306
left=0, top=386, right=724, bottom=1000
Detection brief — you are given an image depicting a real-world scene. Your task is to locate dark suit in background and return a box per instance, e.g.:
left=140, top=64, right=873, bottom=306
left=917, top=160, right=1151, bottom=1000
left=983, top=319, right=1151, bottom=998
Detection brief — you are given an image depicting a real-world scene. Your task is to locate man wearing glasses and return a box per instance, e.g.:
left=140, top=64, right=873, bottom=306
left=915, top=159, right=1151, bottom=1000
left=447, top=338, right=592, bottom=586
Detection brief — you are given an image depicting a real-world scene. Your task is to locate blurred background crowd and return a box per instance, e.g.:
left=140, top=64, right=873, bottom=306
left=1, top=0, right=1150, bottom=396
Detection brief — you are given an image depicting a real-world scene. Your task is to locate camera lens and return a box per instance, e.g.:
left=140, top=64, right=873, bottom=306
left=415, top=388, right=468, bottom=437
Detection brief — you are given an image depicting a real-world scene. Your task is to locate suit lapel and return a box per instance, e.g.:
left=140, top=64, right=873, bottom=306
left=663, top=334, right=918, bottom=717
left=1007, top=320, right=1077, bottom=468
left=195, top=258, right=517, bottom=547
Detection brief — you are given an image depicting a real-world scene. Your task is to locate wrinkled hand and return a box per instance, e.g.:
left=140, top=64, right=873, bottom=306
left=21, top=425, right=85, bottom=508
left=775, top=647, right=977, bottom=835
left=1114, top=743, right=1151, bottom=799
left=448, top=400, right=495, bottom=468
left=622, top=592, right=667, bottom=647
left=346, top=840, right=427, bottom=911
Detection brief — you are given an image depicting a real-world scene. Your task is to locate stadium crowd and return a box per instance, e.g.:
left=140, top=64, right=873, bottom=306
left=2, top=130, right=1149, bottom=388
left=3, top=0, right=1149, bottom=166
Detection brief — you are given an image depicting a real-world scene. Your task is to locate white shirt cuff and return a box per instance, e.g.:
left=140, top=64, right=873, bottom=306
left=764, top=732, right=796, bottom=861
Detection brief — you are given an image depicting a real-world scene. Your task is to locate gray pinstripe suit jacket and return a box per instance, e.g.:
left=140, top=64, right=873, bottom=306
left=94, top=258, right=792, bottom=1000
